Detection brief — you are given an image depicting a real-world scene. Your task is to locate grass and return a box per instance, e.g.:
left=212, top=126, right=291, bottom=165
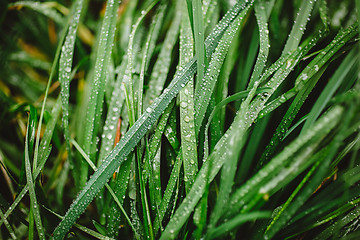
left=0, top=0, right=360, bottom=239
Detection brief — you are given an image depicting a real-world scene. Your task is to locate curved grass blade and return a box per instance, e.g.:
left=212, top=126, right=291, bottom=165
left=81, top=0, right=120, bottom=187
left=51, top=0, right=255, bottom=237
left=123, top=0, right=160, bottom=126
left=137, top=4, right=166, bottom=118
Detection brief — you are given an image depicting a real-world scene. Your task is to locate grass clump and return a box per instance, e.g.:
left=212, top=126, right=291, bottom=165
left=0, top=0, right=360, bottom=239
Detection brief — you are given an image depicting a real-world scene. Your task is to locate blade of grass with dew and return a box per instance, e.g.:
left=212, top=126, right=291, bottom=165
left=202, top=0, right=217, bottom=31
left=58, top=0, right=84, bottom=183
left=319, top=0, right=329, bottom=30
left=81, top=0, right=120, bottom=187
left=137, top=4, right=166, bottom=119
left=247, top=0, right=270, bottom=89
left=192, top=0, right=206, bottom=93
left=105, top=157, right=132, bottom=237
left=260, top=24, right=357, bottom=166
left=143, top=2, right=181, bottom=108
left=51, top=1, right=256, bottom=237
left=164, top=108, right=180, bottom=153
left=138, top=9, right=167, bottom=217
left=98, top=59, right=126, bottom=164
left=301, top=48, right=358, bottom=134
left=257, top=88, right=297, bottom=120
left=24, top=107, right=45, bottom=240
left=71, top=139, right=139, bottom=239
left=194, top=4, right=251, bottom=134
left=282, top=0, right=317, bottom=55
left=179, top=0, right=197, bottom=193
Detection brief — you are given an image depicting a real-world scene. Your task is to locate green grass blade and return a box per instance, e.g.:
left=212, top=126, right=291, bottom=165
left=58, top=0, right=84, bottom=181
left=247, top=0, right=270, bottom=88
left=81, top=0, right=120, bottom=187
left=43, top=205, right=116, bottom=240
left=98, top=60, right=126, bottom=164
left=0, top=98, right=60, bottom=228
left=24, top=107, right=45, bottom=240
left=138, top=5, right=165, bottom=118
left=282, top=0, right=317, bottom=55
left=192, top=0, right=206, bottom=93
left=153, top=152, right=182, bottom=233
left=203, top=88, right=270, bottom=160
left=179, top=0, right=197, bottom=193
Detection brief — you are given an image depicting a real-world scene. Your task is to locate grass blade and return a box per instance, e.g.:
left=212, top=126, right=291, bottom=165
left=192, top=0, right=206, bottom=93
left=179, top=0, right=197, bottom=192
left=282, top=0, right=317, bottom=55
left=81, top=0, right=120, bottom=187
left=24, top=107, right=45, bottom=240
left=58, top=0, right=84, bottom=183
